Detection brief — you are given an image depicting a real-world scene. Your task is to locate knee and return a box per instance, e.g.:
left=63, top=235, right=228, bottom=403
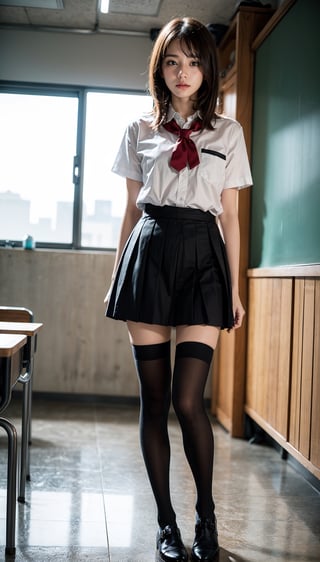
left=172, top=393, right=197, bottom=423
left=141, top=388, right=171, bottom=419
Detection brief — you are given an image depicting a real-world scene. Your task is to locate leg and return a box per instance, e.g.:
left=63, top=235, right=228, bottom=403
left=127, top=321, right=188, bottom=561
left=173, top=325, right=220, bottom=561
left=127, top=321, right=175, bottom=527
left=174, top=325, right=219, bottom=518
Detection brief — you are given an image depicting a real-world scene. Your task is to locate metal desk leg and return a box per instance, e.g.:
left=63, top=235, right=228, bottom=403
left=18, top=340, right=33, bottom=502
left=18, top=378, right=31, bottom=502
left=0, top=417, right=18, bottom=556
left=27, top=373, right=33, bottom=477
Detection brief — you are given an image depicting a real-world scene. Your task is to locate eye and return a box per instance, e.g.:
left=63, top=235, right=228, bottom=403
left=190, top=59, right=200, bottom=67
left=165, top=59, right=177, bottom=66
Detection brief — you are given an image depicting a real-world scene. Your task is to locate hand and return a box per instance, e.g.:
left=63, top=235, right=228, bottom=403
left=232, top=294, right=245, bottom=329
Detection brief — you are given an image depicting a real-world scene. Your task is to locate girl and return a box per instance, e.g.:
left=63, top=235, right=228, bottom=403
left=105, top=16, right=252, bottom=562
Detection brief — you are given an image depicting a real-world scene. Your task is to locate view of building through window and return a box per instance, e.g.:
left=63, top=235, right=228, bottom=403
left=0, top=90, right=152, bottom=248
left=82, top=91, right=152, bottom=248
left=0, top=92, right=78, bottom=244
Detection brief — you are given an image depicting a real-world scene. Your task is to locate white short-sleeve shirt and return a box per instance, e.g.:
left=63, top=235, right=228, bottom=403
left=111, top=106, right=253, bottom=216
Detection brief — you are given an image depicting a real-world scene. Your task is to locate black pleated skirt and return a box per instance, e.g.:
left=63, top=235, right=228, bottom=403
left=106, top=204, right=234, bottom=329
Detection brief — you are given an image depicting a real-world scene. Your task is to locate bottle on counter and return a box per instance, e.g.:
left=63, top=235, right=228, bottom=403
left=22, top=234, right=36, bottom=250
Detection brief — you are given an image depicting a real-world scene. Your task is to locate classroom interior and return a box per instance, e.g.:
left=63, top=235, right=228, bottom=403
left=0, top=0, right=319, bottom=561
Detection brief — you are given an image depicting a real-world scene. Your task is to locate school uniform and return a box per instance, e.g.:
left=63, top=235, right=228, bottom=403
left=106, top=106, right=252, bottom=329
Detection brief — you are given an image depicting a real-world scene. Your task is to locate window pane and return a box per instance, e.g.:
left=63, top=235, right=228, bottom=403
left=0, top=92, right=78, bottom=244
left=82, top=92, right=152, bottom=248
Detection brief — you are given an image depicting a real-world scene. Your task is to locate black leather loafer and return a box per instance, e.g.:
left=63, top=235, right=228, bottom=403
left=156, top=524, right=188, bottom=561
left=191, top=516, right=219, bottom=561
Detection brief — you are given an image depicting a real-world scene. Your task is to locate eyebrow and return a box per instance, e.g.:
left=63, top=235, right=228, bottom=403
left=163, top=53, right=199, bottom=59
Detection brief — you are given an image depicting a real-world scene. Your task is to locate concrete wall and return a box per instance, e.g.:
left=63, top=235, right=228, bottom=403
left=0, top=248, right=140, bottom=397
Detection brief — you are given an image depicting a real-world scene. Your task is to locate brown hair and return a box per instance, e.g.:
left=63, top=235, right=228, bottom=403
left=148, top=17, right=219, bottom=130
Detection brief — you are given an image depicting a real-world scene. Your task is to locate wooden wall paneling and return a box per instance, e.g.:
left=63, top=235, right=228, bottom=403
left=246, top=278, right=258, bottom=414
left=267, top=279, right=281, bottom=428
left=211, top=343, right=220, bottom=414
left=235, top=12, right=256, bottom=145
left=246, top=278, right=271, bottom=420
left=248, top=265, right=320, bottom=279
left=247, top=273, right=320, bottom=479
left=310, top=280, right=320, bottom=468
left=289, top=279, right=305, bottom=448
left=215, top=329, right=235, bottom=432
left=248, top=270, right=320, bottom=476
left=262, top=278, right=292, bottom=437
left=246, top=278, right=262, bottom=415
left=274, top=279, right=292, bottom=437
left=245, top=278, right=258, bottom=412
left=246, top=277, right=292, bottom=439
left=299, top=280, right=315, bottom=459
left=260, top=278, right=273, bottom=421
left=227, top=10, right=268, bottom=436
left=214, top=7, right=274, bottom=436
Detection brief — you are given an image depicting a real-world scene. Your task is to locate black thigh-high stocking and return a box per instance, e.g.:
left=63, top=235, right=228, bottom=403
left=132, top=340, right=176, bottom=528
left=172, top=341, right=215, bottom=519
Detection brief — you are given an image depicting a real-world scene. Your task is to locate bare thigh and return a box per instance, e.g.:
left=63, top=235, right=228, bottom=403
left=127, top=321, right=171, bottom=345
left=176, top=325, right=220, bottom=349
left=127, top=321, right=220, bottom=349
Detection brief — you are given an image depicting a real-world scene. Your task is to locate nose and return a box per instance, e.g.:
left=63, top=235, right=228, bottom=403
left=177, top=64, right=188, bottom=78
left=178, top=61, right=188, bottom=78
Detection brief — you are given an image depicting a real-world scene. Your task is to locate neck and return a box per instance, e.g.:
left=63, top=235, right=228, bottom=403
left=171, top=97, right=195, bottom=120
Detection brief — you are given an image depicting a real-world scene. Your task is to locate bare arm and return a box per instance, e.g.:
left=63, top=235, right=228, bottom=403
left=104, top=178, right=143, bottom=304
left=218, top=188, right=245, bottom=329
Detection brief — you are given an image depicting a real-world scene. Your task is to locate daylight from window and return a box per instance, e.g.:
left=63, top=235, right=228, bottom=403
left=0, top=93, right=78, bottom=244
left=0, top=91, right=152, bottom=248
left=82, top=92, right=152, bottom=248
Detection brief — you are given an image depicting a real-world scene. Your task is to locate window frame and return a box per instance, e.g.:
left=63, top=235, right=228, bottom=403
left=0, top=81, right=149, bottom=251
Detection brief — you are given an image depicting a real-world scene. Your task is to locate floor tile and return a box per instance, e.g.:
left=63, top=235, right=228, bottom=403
left=0, top=398, right=319, bottom=561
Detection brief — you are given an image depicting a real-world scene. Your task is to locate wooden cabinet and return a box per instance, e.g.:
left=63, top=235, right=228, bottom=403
left=246, top=270, right=320, bottom=480
left=289, top=277, right=320, bottom=476
left=234, top=0, right=320, bottom=481
left=212, top=6, right=274, bottom=436
left=246, top=277, right=293, bottom=439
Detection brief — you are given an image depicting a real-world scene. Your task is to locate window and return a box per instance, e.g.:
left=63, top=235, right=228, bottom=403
left=0, top=90, right=78, bottom=245
left=0, top=86, right=152, bottom=249
left=82, top=92, right=152, bottom=248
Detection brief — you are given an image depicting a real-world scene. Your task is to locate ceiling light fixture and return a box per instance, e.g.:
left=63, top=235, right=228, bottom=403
left=99, top=0, right=162, bottom=17
left=0, top=0, right=64, bottom=7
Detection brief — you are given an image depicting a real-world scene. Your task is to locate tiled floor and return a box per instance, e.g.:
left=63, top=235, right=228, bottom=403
left=0, top=397, right=319, bottom=561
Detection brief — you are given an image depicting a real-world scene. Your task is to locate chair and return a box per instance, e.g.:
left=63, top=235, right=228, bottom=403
left=0, top=306, right=36, bottom=501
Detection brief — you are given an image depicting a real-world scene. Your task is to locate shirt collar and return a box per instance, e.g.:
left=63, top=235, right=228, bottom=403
left=167, top=105, right=200, bottom=129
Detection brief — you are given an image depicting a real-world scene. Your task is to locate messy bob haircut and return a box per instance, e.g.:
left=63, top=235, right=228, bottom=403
left=148, top=17, right=219, bottom=130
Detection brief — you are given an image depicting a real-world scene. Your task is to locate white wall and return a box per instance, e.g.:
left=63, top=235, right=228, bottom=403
left=0, top=28, right=151, bottom=89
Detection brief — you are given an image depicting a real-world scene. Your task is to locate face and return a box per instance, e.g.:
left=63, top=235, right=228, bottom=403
left=161, top=39, right=204, bottom=104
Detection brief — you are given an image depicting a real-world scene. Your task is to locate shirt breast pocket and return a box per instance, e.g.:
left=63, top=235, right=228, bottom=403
left=199, top=148, right=226, bottom=185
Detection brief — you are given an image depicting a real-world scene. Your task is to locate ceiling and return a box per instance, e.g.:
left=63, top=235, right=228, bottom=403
left=0, top=0, right=273, bottom=37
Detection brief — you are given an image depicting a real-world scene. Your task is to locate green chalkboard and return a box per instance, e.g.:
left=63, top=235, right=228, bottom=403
left=250, top=0, right=320, bottom=268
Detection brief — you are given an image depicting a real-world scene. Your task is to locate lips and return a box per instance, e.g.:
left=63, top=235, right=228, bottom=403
left=176, top=83, right=190, bottom=89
